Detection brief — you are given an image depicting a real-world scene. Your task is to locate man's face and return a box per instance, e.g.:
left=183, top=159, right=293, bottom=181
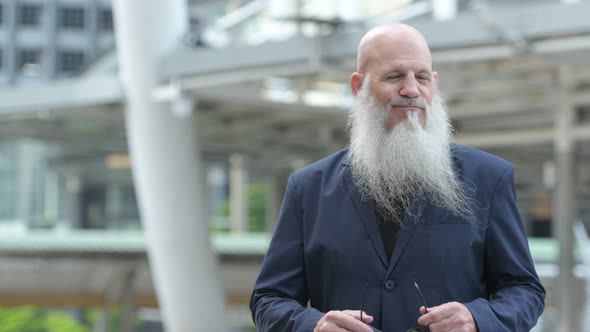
left=355, top=32, right=438, bottom=130
left=368, top=60, right=435, bottom=129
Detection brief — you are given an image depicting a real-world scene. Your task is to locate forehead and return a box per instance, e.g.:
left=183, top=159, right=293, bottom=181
left=367, top=33, right=432, bottom=73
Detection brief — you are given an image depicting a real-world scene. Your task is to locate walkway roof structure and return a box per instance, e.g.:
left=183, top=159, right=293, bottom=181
left=1, top=1, right=590, bottom=171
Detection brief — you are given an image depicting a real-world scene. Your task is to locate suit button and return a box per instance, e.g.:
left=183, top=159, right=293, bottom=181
left=384, top=280, right=396, bottom=290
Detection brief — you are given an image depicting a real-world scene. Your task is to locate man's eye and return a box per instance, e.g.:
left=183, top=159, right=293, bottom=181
left=387, top=75, right=401, bottom=80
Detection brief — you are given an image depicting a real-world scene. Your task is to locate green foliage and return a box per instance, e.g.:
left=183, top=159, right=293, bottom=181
left=215, top=182, right=268, bottom=232
left=44, top=312, right=89, bottom=332
left=0, top=306, right=90, bottom=332
left=217, top=199, right=230, bottom=217
left=247, top=183, right=267, bottom=232
left=86, top=308, right=130, bottom=332
left=0, top=307, right=136, bottom=332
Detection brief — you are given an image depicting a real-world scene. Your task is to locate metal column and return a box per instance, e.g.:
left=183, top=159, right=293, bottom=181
left=554, top=65, right=577, bottom=332
left=112, top=1, right=228, bottom=330
left=265, top=173, right=287, bottom=232
left=16, top=141, right=35, bottom=227
left=119, top=269, right=137, bottom=332
left=92, top=309, right=109, bottom=332
left=42, top=0, right=58, bottom=80
left=43, top=169, right=59, bottom=227
left=229, top=154, right=248, bottom=233
left=63, top=173, right=82, bottom=230
left=5, top=0, right=17, bottom=84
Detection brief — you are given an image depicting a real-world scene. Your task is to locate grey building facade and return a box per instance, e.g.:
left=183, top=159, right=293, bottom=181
left=0, top=0, right=114, bottom=85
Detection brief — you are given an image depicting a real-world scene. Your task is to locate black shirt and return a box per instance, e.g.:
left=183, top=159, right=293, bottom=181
left=374, top=200, right=404, bottom=261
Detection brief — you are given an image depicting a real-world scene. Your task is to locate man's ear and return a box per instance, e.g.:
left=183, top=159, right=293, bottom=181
left=350, top=72, right=363, bottom=96
left=433, top=71, right=438, bottom=86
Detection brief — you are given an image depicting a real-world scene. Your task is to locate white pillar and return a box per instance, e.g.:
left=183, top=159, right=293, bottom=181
left=554, top=65, right=577, bottom=332
left=44, top=169, right=59, bottom=227
left=431, top=0, right=458, bottom=21
left=63, top=173, right=82, bottom=230
left=112, top=1, right=228, bottom=331
left=16, top=141, right=35, bottom=227
left=229, top=154, right=248, bottom=233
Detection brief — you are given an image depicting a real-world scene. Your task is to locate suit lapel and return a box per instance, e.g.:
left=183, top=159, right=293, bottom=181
left=386, top=202, right=425, bottom=276
left=388, top=146, right=464, bottom=274
left=340, top=145, right=465, bottom=276
left=340, top=165, right=389, bottom=268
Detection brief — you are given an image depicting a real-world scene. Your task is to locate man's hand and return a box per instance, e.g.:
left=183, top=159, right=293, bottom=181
left=314, top=310, right=374, bottom=332
left=417, top=302, right=477, bottom=332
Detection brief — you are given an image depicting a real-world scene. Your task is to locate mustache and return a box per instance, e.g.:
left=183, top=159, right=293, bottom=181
left=389, top=99, right=427, bottom=110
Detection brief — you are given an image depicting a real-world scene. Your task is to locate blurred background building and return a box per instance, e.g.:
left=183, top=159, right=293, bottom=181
left=0, top=0, right=588, bottom=331
left=0, top=0, right=114, bottom=84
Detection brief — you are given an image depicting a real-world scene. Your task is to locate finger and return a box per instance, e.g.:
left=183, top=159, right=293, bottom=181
left=419, top=306, right=428, bottom=315
left=341, top=310, right=374, bottom=323
left=315, top=324, right=355, bottom=332
left=316, top=325, right=354, bottom=332
left=417, top=304, right=452, bottom=326
left=322, top=311, right=374, bottom=332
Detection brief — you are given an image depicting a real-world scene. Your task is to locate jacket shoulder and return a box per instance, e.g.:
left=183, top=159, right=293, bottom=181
left=453, top=144, right=513, bottom=174
left=289, top=148, right=348, bottom=189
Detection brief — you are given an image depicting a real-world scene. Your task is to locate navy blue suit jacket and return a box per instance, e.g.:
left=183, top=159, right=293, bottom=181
left=250, top=145, right=545, bottom=332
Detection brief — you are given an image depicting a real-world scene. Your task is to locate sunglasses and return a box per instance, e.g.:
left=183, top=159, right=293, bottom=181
left=361, top=280, right=430, bottom=332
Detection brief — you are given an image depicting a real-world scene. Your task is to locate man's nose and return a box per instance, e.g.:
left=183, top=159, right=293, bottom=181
left=399, top=77, right=420, bottom=98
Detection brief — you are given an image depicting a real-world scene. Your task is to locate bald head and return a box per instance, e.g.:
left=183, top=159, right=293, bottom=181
left=356, top=23, right=432, bottom=74
left=349, top=23, right=438, bottom=129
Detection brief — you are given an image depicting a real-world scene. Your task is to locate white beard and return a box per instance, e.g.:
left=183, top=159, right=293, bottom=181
left=347, top=78, right=473, bottom=223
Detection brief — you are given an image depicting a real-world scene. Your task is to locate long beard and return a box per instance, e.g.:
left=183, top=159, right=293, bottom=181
left=347, top=80, right=473, bottom=223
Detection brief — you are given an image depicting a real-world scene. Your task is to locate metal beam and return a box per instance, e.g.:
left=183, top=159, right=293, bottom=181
left=160, top=1, right=590, bottom=84
left=0, top=290, right=255, bottom=308
left=456, top=127, right=553, bottom=148
left=456, top=122, right=590, bottom=148
left=0, top=75, right=123, bottom=115
left=449, top=97, right=555, bottom=119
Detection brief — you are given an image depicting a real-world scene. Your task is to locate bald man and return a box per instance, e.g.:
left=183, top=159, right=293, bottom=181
left=250, top=24, right=545, bottom=332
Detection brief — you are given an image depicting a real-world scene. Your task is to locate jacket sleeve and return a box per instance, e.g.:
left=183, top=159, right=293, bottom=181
left=250, top=175, right=324, bottom=331
left=464, top=167, right=546, bottom=331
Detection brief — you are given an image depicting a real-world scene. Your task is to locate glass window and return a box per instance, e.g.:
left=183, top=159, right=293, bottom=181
left=59, top=51, right=84, bottom=74
left=121, top=185, right=140, bottom=222
left=60, top=7, right=85, bottom=29
left=81, top=184, right=106, bottom=229
left=19, top=5, right=42, bottom=26
left=0, top=143, right=17, bottom=220
left=19, top=49, right=41, bottom=68
left=101, top=9, right=113, bottom=31
left=20, top=49, right=42, bottom=76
